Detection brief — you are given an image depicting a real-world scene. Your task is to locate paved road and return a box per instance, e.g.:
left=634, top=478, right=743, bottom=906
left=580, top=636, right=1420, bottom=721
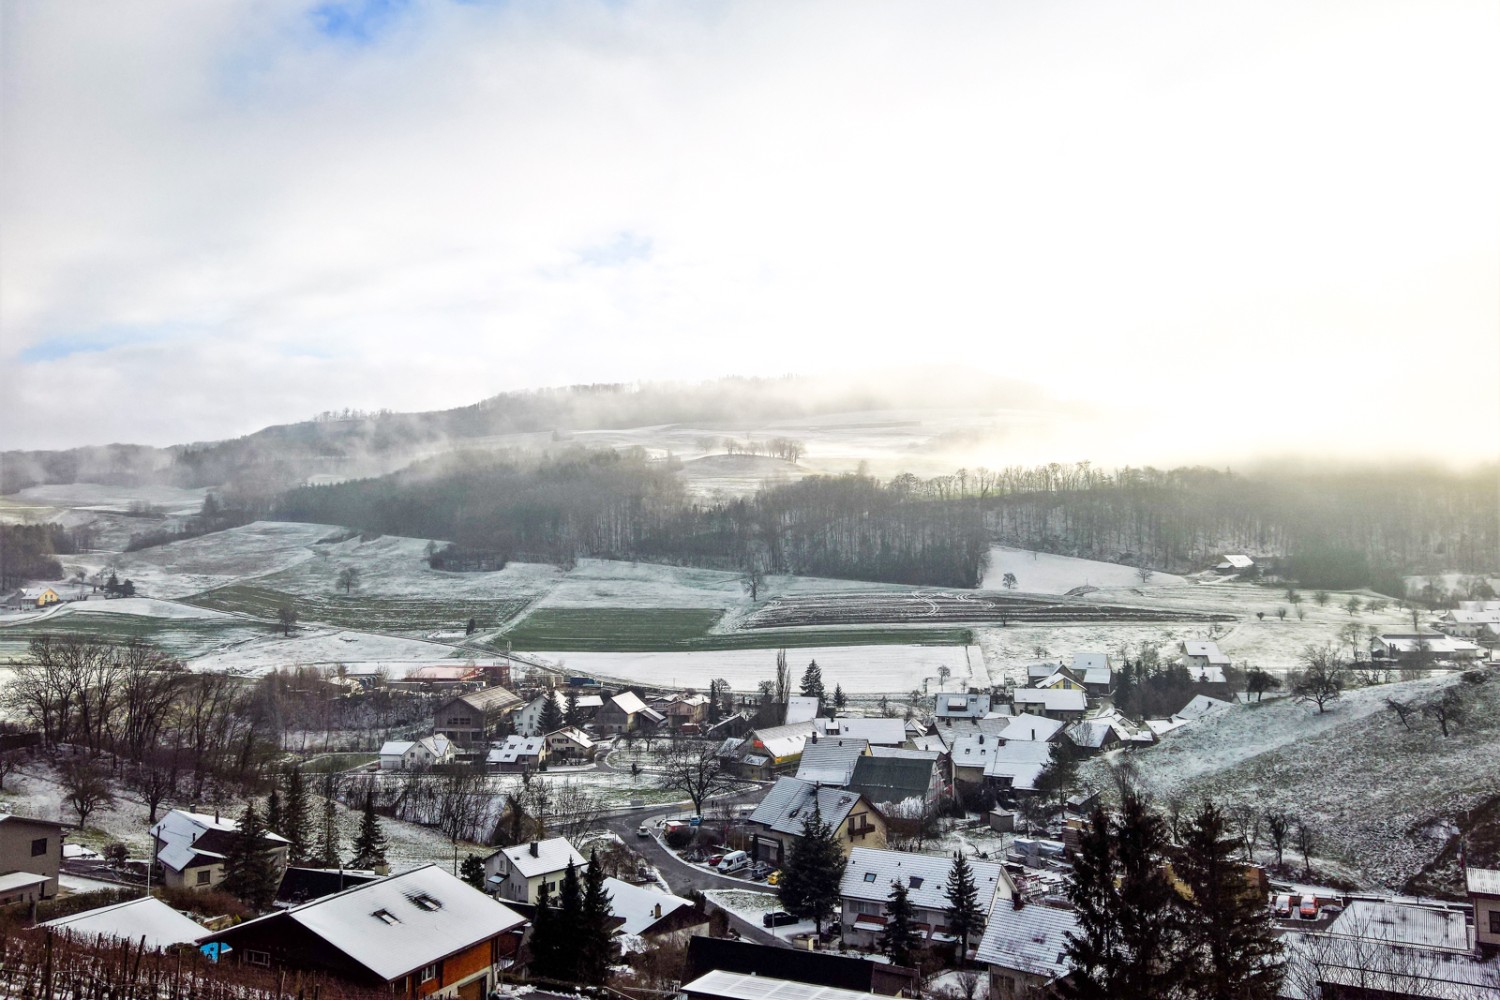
left=603, top=786, right=789, bottom=946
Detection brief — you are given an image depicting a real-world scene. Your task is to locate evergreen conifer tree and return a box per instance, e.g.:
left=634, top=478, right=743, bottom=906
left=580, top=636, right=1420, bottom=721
left=833, top=684, right=847, bottom=712
left=283, top=766, right=312, bottom=864
left=551, top=860, right=584, bottom=982
left=778, top=803, right=845, bottom=932
left=460, top=853, right=486, bottom=891
left=799, top=660, right=826, bottom=705
left=564, top=689, right=580, bottom=726
left=315, top=776, right=340, bottom=867
left=578, top=850, right=616, bottom=985
left=881, top=879, right=919, bottom=967
left=1174, top=802, right=1284, bottom=1000
left=350, top=790, right=388, bottom=871
left=529, top=880, right=561, bottom=980
left=944, top=851, right=984, bottom=958
left=222, top=800, right=280, bottom=911
left=538, top=692, right=564, bottom=735
left=265, top=787, right=283, bottom=837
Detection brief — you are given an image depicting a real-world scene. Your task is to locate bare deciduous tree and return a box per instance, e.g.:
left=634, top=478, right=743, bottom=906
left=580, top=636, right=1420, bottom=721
left=1423, top=688, right=1464, bottom=737
left=62, top=758, right=116, bottom=828
left=656, top=740, right=736, bottom=815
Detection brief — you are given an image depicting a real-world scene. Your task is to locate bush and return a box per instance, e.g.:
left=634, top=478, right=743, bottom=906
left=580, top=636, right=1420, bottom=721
left=665, top=827, right=693, bottom=849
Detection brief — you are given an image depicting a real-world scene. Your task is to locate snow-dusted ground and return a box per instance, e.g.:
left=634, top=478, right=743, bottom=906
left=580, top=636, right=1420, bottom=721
left=186, top=628, right=466, bottom=675
left=42, top=598, right=232, bottom=620
left=73, top=521, right=338, bottom=598
left=1081, top=673, right=1500, bottom=889
left=529, top=644, right=986, bottom=695
left=5, top=483, right=209, bottom=515
left=981, top=546, right=1188, bottom=594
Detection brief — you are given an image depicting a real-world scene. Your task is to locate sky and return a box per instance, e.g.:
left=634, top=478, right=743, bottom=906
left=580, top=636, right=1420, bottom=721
left=2, top=0, right=1497, bottom=464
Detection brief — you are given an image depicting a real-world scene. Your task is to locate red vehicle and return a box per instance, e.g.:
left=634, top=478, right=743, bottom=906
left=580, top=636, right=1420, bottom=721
left=1299, top=895, right=1321, bottom=920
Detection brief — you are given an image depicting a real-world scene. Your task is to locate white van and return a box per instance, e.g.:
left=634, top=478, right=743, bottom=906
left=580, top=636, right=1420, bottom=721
left=716, top=851, right=751, bottom=874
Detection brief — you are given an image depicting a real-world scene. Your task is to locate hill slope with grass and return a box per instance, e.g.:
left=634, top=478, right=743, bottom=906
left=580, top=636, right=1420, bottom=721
left=1082, top=670, right=1500, bottom=894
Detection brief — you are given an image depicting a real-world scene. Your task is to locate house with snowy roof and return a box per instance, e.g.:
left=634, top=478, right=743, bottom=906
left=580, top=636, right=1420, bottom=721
left=202, top=864, right=525, bottom=996
left=814, top=716, right=908, bottom=746
left=1470, top=867, right=1500, bottom=955
left=935, top=692, right=992, bottom=719
left=746, top=777, right=886, bottom=867
left=795, top=737, right=869, bottom=785
left=486, top=734, right=545, bottom=773
left=655, top=693, right=712, bottom=730
left=482, top=837, right=587, bottom=905
left=42, top=896, right=206, bottom=950
left=978, top=898, right=1079, bottom=1000
left=783, top=695, right=822, bottom=725
left=602, top=877, right=706, bottom=945
left=151, top=809, right=289, bottom=893
left=839, top=847, right=1014, bottom=953
left=433, top=685, right=523, bottom=747
left=0, top=813, right=67, bottom=904
left=1010, top=688, right=1087, bottom=721
left=543, top=725, right=596, bottom=763
left=725, top=721, right=816, bottom=780
left=3, top=587, right=62, bottom=610
left=596, top=691, right=666, bottom=734
left=1373, top=632, right=1485, bottom=663
left=515, top=691, right=568, bottom=736
left=982, top=740, right=1055, bottom=795
left=1437, top=609, right=1500, bottom=640
left=1215, top=554, right=1255, bottom=572
left=1179, top=640, right=1231, bottom=671
left=379, top=734, right=453, bottom=771
left=1071, top=652, right=1114, bottom=695
left=847, top=754, right=944, bottom=826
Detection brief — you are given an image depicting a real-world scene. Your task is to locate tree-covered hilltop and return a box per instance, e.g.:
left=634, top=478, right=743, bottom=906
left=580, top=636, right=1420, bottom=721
left=273, top=447, right=991, bottom=588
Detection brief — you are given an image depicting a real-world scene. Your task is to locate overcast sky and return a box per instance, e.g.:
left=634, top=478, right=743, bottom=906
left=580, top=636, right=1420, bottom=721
left=2, top=0, right=1497, bottom=463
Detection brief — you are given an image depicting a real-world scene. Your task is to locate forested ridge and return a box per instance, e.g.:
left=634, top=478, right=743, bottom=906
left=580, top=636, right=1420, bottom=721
left=273, top=448, right=990, bottom=588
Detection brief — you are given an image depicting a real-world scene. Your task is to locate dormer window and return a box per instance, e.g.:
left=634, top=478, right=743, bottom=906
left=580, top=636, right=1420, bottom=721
left=907, top=877, right=924, bottom=889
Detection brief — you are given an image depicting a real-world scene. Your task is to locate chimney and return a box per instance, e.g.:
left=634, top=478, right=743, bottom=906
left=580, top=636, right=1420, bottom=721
left=978, top=735, right=985, bottom=744
left=1013, top=893, right=1025, bottom=910
left=530, top=842, right=539, bottom=858
left=811, top=733, right=818, bottom=744
left=653, top=903, right=662, bottom=919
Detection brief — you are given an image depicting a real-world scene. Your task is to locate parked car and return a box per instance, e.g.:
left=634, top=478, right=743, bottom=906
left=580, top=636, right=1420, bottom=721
left=766, top=869, right=782, bottom=886
left=717, top=851, right=751, bottom=874
left=1272, top=894, right=1291, bottom=918
left=763, top=911, right=798, bottom=928
left=1299, top=895, right=1321, bottom=920
left=637, top=823, right=652, bottom=838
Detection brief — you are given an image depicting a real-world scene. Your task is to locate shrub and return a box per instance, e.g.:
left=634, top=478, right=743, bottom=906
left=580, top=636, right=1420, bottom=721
left=665, top=827, right=693, bottom=849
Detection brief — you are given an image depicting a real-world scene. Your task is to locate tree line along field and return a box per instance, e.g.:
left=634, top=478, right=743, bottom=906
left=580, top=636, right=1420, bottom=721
left=182, top=583, right=532, bottom=634
left=739, top=590, right=1229, bottom=629
left=486, top=606, right=975, bottom=652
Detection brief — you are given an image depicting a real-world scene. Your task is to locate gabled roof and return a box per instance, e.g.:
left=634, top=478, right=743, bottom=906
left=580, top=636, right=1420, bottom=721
left=748, top=777, right=866, bottom=836
left=683, top=970, right=880, bottom=1000
left=975, top=900, right=1077, bottom=979
left=848, top=755, right=936, bottom=808
left=488, top=735, right=545, bottom=763
left=0, top=812, right=68, bottom=830
left=379, top=740, right=416, bottom=756
left=492, top=837, right=587, bottom=878
left=1218, top=554, right=1254, bottom=569
left=1070, top=652, right=1110, bottom=673
left=840, top=847, right=1011, bottom=912
left=609, top=691, right=651, bottom=715
left=1011, top=688, right=1087, bottom=712
left=934, top=692, right=991, bottom=719
left=784, top=696, right=822, bottom=725
left=210, top=865, right=525, bottom=983
left=443, top=685, right=522, bottom=714
left=546, top=725, right=595, bottom=748
left=1173, top=694, right=1233, bottom=722
left=42, top=896, right=206, bottom=950
left=981, top=741, right=1053, bottom=789
left=746, top=721, right=816, bottom=759
left=1328, top=900, right=1470, bottom=951
left=151, top=809, right=288, bottom=874
left=815, top=717, right=906, bottom=745
left=1180, top=640, right=1230, bottom=665
left=795, top=738, right=868, bottom=786
left=1466, top=867, right=1500, bottom=896
left=995, top=713, right=1063, bottom=742
left=601, top=877, right=692, bottom=935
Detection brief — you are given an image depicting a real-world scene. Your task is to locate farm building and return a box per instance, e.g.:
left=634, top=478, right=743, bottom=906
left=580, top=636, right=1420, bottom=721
left=1470, top=868, right=1500, bottom=955
left=723, top=721, right=816, bottom=780
left=935, top=692, right=992, bottom=719
left=784, top=695, right=822, bottom=725
left=847, top=755, right=944, bottom=825
left=1215, top=554, right=1255, bottom=572
left=1010, top=688, right=1086, bottom=721
left=433, top=685, right=523, bottom=747
left=746, top=777, right=886, bottom=866
left=815, top=716, right=908, bottom=746
left=201, top=865, right=525, bottom=996
left=2, top=587, right=61, bottom=609
left=596, top=691, right=665, bottom=734
left=654, top=693, right=711, bottom=730
left=1372, top=633, right=1484, bottom=663
left=839, top=847, right=1013, bottom=952
left=1071, top=652, right=1113, bottom=695
left=795, top=737, right=870, bottom=785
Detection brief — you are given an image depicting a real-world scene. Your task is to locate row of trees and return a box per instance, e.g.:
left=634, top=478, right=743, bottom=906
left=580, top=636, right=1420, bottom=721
left=528, top=854, right=615, bottom=985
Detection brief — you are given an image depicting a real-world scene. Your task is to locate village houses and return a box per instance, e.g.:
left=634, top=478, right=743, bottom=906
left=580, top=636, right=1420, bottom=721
left=482, top=837, right=588, bottom=905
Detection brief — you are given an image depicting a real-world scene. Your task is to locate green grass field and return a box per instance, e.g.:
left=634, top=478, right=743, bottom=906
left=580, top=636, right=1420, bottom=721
left=0, top=613, right=266, bottom=661
left=489, top=606, right=973, bottom=652
left=183, top=584, right=531, bottom=634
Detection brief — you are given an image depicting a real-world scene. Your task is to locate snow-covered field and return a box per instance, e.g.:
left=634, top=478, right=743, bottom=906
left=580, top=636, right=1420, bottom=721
left=981, top=546, right=1188, bottom=594
left=4, top=482, right=209, bottom=515
left=74, top=521, right=337, bottom=598
left=186, top=628, right=467, bottom=675
left=529, top=644, right=985, bottom=695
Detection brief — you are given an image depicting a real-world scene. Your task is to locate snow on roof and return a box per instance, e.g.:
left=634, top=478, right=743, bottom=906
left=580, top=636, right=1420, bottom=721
left=151, top=809, right=287, bottom=874
left=1445, top=610, right=1500, bottom=624
left=683, top=970, right=881, bottom=1000
left=610, top=691, right=651, bottom=715
left=0, top=872, right=50, bottom=893
left=784, top=696, right=821, bottom=725
left=601, top=877, right=691, bottom=935
left=995, top=713, right=1064, bottom=742
left=815, top=716, right=907, bottom=745
left=43, top=896, right=206, bottom=950
left=487, top=735, right=545, bottom=763
left=795, top=738, right=868, bottom=785
left=1146, top=717, right=1192, bottom=737
left=1173, top=694, right=1234, bottom=722
left=1218, top=554, right=1255, bottom=569
left=1026, top=662, right=1060, bottom=679
left=495, top=837, right=587, bottom=878
left=1065, top=719, right=1115, bottom=749
left=1378, top=634, right=1482, bottom=655
left=445, top=686, right=523, bottom=713
left=547, top=725, right=595, bottom=747
left=1328, top=900, right=1471, bottom=952
left=1180, top=640, right=1231, bottom=665
left=748, top=777, right=865, bottom=836
left=573, top=693, right=604, bottom=709
left=1466, top=867, right=1500, bottom=896
left=1070, top=652, right=1110, bottom=673
left=841, top=847, right=1011, bottom=911
left=379, top=740, right=415, bottom=756
left=869, top=746, right=941, bottom=762
left=934, top=692, right=991, bottom=718
left=909, top=735, right=948, bottom=754
left=1011, top=688, right=1086, bottom=712
left=976, top=900, right=1078, bottom=978
left=1185, top=665, right=1227, bottom=684
left=981, top=741, right=1054, bottom=789
left=0, top=813, right=67, bottom=829
left=255, top=864, right=524, bottom=982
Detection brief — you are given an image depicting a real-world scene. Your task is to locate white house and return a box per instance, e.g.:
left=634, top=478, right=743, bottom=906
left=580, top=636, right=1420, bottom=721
left=378, top=734, right=453, bottom=771
left=935, top=692, right=992, bottom=719
left=1179, top=640, right=1231, bottom=674
left=486, top=735, right=545, bottom=773
left=839, top=846, right=1013, bottom=952
left=483, top=837, right=587, bottom=905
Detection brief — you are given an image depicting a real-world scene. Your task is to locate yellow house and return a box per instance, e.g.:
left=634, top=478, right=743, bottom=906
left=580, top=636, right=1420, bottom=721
left=13, top=588, right=62, bottom=608
left=746, top=777, right=887, bottom=867
left=1037, top=670, right=1084, bottom=691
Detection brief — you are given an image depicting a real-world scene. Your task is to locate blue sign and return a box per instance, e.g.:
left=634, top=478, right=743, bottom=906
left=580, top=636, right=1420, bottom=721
left=200, top=942, right=231, bottom=963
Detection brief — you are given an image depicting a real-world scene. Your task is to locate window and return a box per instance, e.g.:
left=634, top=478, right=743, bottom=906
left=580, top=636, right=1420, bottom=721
left=907, top=877, right=924, bottom=889
left=410, top=893, right=442, bottom=912
left=245, top=950, right=270, bottom=967
left=1491, top=910, right=1500, bottom=935
left=863, top=872, right=877, bottom=883
left=419, top=964, right=438, bottom=984
left=31, top=837, right=48, bottom=857
left=373, top=909, right=399, bottom=925
left=196, top=870, right=212, bottom=886
left=849, top=813, right=873, bottom=836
